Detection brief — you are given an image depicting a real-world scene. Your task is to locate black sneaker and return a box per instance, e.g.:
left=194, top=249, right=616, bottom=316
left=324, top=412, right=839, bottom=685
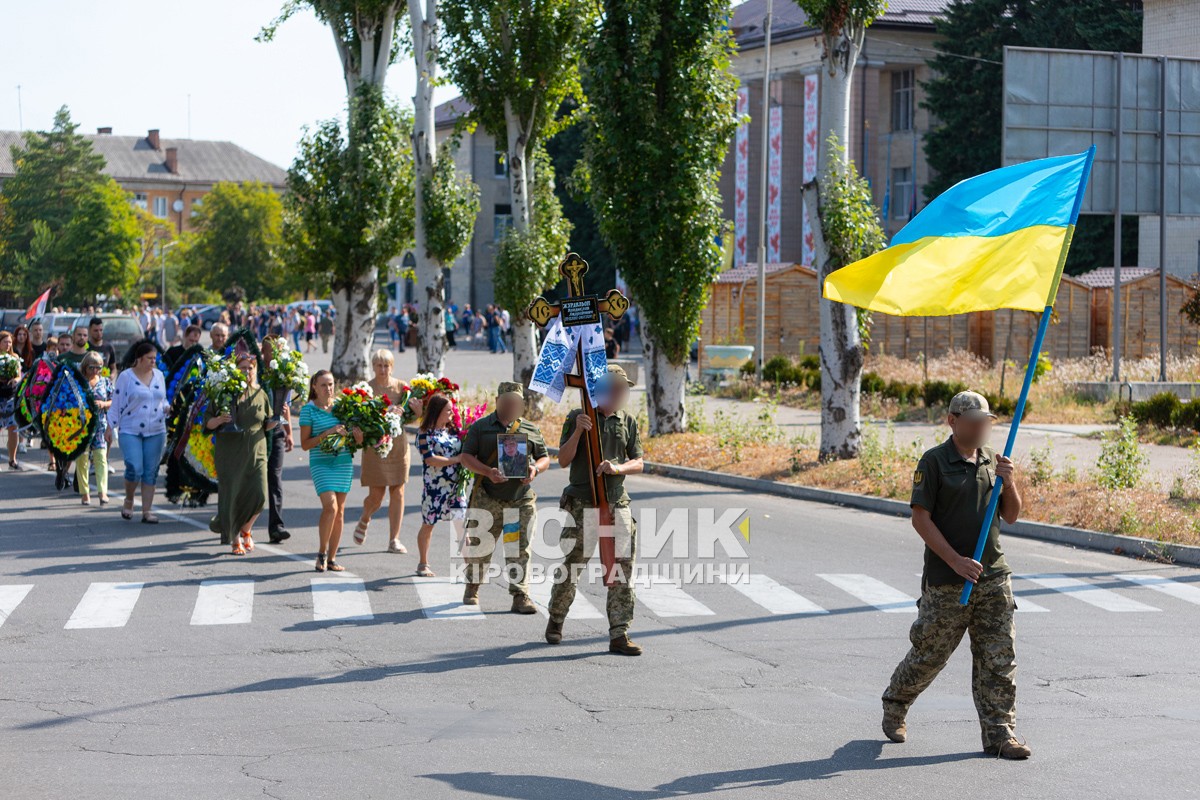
left=269, top=528, right=292, bottom=544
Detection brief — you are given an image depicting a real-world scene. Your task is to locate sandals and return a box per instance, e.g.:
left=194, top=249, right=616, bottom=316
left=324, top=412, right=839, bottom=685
left=141, top=513, right=159, bottom=525
left=353, top=519, right=369, bottom=545
left=416, top=563, right=436, bottom=578
left=121, top=499, right=134, bottom=520
left=231, top=540, right=246, bottom=556
left=99, top=496, right=109, bottom=506
left=240, top=532, right=255, bottom=552
left=7, top=461, right=21, bottom=471
left=315, top=553, right=327, bottom=572
left=387, top=540, right=407, bottom=554
left=81, top=495, right=91, bottom=506
left=326, top=558, right=345, bottom=572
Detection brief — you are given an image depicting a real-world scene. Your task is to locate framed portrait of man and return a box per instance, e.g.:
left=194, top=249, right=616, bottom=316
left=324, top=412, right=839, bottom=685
left=496, top=433, right=529, bottom=479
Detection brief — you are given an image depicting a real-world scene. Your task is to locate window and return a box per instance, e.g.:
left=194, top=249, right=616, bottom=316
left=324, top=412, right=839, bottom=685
left=891, top=70, right=915, bottom=132
left=891, top=167, right=913, bottom=220
left=493, top=147, right=507, bottom=178
left=153, top=196, right=168, bottom=218
left=493, top=204, right=513, bottom=242
left=134, top=192, right=148, bottom=211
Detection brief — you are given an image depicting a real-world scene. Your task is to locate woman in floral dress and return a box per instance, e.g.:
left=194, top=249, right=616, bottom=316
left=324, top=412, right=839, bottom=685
left=77, top=352, right=113, bottom=504
left=413, top=393, right=469, bottom=578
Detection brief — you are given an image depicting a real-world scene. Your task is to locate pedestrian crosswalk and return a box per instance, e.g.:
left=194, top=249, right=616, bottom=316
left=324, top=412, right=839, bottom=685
left=2, top=571, right=1199, bottom=632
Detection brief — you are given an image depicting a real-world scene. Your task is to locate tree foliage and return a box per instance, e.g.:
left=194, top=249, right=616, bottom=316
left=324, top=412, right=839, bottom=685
left=421, top=141, right=480, bottom=265
left=545, top=111, right=615, bottom=295
left=493, top=146, right=573, bottom=313
left=585, top=0, right=739, bottom=365
left=793, top=0, right=888, bottom=73
left=922, top=0, right=1143, bottom=272
left=283, top=85, right=414, bottom=292
left=178, top=182, right=287, bottom=301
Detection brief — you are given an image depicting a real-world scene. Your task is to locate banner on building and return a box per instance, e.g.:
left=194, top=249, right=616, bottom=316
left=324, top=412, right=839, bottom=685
left=802, top=74, right=819, bottom=265
left=767, top=102, right=783, bottom=263
left=734, top=87, right=750, bottom=267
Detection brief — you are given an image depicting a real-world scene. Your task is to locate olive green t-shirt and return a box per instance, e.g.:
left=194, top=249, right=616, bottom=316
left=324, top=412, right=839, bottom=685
left=560, top=408, right=643, bottom=505
left=461, top=412, right=548, bottom=502
left=910, top=436, right=1010, bottom=587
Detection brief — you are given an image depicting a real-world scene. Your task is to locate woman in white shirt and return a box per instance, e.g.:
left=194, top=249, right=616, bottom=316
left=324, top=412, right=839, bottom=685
left=107, top=341, right=168, bottom=523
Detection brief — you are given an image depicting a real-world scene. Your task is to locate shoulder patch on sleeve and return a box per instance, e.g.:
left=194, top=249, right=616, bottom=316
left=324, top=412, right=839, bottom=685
left=912, top=470, right=924, bottom=487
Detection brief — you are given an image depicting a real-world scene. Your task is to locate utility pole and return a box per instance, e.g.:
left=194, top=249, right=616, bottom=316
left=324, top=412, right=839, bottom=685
left=755, top=0, right=773, bottom=384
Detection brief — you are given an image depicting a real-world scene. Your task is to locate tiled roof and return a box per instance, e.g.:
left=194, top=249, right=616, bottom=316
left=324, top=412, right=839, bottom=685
left=731, top=0, right=949, bottom=48
left=435, top=97, right=474, bottom=129
left=1073, top=267, right=1159, bottom=288
left=715, top=262, right=805, bottom=283
left=0, top=130, right=286, bottom=187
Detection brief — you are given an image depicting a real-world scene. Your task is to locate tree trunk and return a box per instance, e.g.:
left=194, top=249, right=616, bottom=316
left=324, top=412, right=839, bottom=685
left=330, top=268, right=379, bottom=384
left=814, top=27, right=864, bottom=460
left=642, top=319, right=688, bottom=435
left=410, top=0, right=445, bottom=376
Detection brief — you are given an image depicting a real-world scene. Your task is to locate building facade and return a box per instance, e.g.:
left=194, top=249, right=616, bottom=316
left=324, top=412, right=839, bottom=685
left=0, top=127, right=287, bottom=237
left=720, top=0, right=949, bottom=268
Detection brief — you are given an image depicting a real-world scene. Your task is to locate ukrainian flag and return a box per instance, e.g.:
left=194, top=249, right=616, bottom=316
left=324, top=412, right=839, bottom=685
left=824, top=147, right=1094, bottom=316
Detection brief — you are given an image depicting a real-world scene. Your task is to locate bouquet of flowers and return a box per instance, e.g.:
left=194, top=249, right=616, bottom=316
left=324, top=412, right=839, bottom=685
left=320, top=382, right=395, bottom=457
left=202, top=352, right=248, bottom=418
left=0, top=352, right=19, bottom=382
left=407, top=373, right=460, bottom=422
left=451, top=400, right=488, bottom=496
left=261, top=342, right=310, bottom=420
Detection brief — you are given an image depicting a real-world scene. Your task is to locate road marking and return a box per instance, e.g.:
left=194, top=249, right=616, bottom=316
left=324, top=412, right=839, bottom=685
left=1012, top=592, right=1051, bottom=613
left=818, top=574, right=916, bottom=613
left=65, top=582, right=144, bottom=629
left=310, top=578, right=374, bottom=621
left=524, top=574, right=603, bottom=620
left=191, top=579, right=254, bottom=625
left=158, top=510, right=358, bottom=577
left=0, top=585, right=34, bottom=626
left=718, top=574, right=827, bottom=615
left=1018, top=574, right=1160, bottom=612
left=412, top=577, right=484, bottom=620
left=1114, top=574, right=1200, bottom=606
left=633, top=576, right=715, bottom=617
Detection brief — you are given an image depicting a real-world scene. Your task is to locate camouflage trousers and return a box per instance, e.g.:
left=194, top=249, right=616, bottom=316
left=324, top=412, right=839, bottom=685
left=548, top=495, right=636, bottom=639
left=882, top=574, right=1018, bottom=749
left=461, top=489, right=536, bottom=596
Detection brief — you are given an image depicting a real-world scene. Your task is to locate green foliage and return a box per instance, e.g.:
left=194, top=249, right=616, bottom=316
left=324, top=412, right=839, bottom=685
left=493, top=147, right=573, bottom=313
left=922, top=380, right=969, bottom=409
left=1028, top=440, right=1054, bottom=486
left=922, top=0, right=1142, bottom=272
left=860, top=371, right=886, bottom=394
left=1175, top=399, right=1200, bottom=433
left=422, top=142, right=480, bottom=265
left=178, top=182, right=286, bottom=301
left=1095, top=415, right=1148, bottom=490
left=883, top=380, right=922, bottom=405
left=819, top=136, right=886, bottom=272
left=283, top=85, right=414, bottom=291
left=711, top=403, right=783, bottom=463
left=1183, top=284, right=1200, bottom=327
left=585, top=0, right=739, bottom=365
left=981, top=391, right=1031, bottom=421
left=1130, top=392, right=1181, bottom=429
left=1030, top=351, right=1052, bottom=383
left=762, top=356, right=792, bottom=383
left=1169, top=440, right=1200, bottom=501
left=545, top=110, right=616, bottom=294
left=55, top=178, right=144, bottom=302
left=792, top=0, right=888, bottom=39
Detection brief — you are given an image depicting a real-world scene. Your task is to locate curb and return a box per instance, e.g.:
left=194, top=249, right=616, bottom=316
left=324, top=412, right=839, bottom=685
left=641, top=460, right=1200, bottom=568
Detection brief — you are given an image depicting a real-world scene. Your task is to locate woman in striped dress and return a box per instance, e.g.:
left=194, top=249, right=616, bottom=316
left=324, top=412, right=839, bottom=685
left=299, top=370, right=362, bottom=572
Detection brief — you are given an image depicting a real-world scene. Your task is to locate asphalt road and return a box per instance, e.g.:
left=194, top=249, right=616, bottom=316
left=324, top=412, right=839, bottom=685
left=3, top=433, right=1200, bottom=799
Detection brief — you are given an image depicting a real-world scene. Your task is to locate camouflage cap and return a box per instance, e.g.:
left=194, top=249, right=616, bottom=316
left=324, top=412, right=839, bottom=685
left=496, top=381, right=525, bottom=398
left=605, top=363, right=635, bottom=387
left=949, top=390, right=997, bottom=420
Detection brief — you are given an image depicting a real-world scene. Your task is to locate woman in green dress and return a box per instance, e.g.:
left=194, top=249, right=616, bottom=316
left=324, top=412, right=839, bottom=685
left=205, top=354, right=277, bottom=555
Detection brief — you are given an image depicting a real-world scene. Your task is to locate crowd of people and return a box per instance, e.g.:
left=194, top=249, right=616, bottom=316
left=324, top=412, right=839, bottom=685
left=386, top=303, right=519, bottom=354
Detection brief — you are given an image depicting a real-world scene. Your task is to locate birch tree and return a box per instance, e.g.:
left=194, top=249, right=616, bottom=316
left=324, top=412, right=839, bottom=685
left=795, top=0, right=886, bottom=458
left=586, top=0, right=738, bottom=434
left=260, top=1, right=407, bottom=381
left=441, top=0, right=593, bottom=399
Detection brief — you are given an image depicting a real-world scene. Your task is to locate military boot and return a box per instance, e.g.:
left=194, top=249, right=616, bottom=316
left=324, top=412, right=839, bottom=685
left=882, top=714, right=907, bottom=743
left=545, top=619, right=563, bottom=644
left=462, top=583, right=480, bottom=605
left=608, top=635, right=643, bottom=656
left=985, top=737, right=1032, bottom=760
left=511, top=593, right=537, bottom=614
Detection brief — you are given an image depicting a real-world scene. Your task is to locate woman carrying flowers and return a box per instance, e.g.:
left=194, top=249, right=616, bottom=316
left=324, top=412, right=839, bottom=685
left=204, top=353, right=277, bottom=555
left=412, top=393, right=471, bottom=578
left=300, top=370, right=362, bottom=572
left=76, top=351, right=113, bottom=504
left=353, top=349, right=414, bottom=554
left=0, top=331, right=22, bottom=471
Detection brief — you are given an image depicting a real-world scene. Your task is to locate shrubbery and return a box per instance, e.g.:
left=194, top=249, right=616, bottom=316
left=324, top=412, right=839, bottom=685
left=1129, top=392, right=1200, bottom=432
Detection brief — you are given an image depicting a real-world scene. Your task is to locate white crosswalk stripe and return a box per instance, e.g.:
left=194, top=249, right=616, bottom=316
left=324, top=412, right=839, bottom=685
left=1113, top=574, right=1200, bottom=606
left=718, top=573, right=827, bottom=615
left=1018, top=574, right=1160, bottom=612
left=525, top=574, right=603, bottom=620
left=412, top=577, right=484, bottom=620
left=191, top=579, right=255, bottom=626
left=818, top=574, right=917, bottom=613
left=65, top=582, right=144, bottom=629
left=633, top=575, right=715, bottom=617
left=310, top=578, right=374, bottom=622
left=0, top=584, right=33, bottom=626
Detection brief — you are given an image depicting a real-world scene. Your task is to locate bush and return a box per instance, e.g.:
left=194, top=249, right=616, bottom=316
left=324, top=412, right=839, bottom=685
left=981, top=392, right=1032, bottom=421
left=1096, top=416, right=1148, bottom=490
left=739, top=359, right=755, bottom=377
left=1174, top=398, right=1200, bottom=432
left=1131, top=392, right=1181, bottom=429
left=762, top=355, right=792, bottom=384
left=922, top=380, right=969, bottom=409
left=861, top=371, right=886, bottom=394
left=798, top=354, right=820, bottom=370
left=883, top=380, right=921, bottom=405
left=799, top=368, right=820, bottom=391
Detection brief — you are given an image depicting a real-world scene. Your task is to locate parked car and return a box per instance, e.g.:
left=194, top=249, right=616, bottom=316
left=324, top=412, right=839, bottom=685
left=286, top=299, right=334, bottom=317
left=0, top=309, right=29, bottom=332
left=40, top=313, right=78, bottom=338
left=182, top=305, right=224, bottom=331
left=71, top=313, right=144, bottom=362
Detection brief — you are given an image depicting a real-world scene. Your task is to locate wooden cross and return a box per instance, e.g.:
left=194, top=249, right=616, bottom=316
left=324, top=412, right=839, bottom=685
left=527, top=253, right=630, bottom=585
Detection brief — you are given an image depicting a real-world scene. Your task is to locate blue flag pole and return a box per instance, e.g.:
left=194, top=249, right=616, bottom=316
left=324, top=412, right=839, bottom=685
left=959, top=145, right=1095, bottom=606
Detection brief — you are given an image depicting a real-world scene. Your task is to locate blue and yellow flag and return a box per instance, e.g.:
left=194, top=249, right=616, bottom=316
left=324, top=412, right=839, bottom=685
left=824, top=147, right=1094, bottom=316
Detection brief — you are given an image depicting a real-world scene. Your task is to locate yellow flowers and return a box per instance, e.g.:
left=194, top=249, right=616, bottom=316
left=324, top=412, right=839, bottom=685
left=45, top=408, right=92, bottom=454
left=185, top=424, right=218, bottom=479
